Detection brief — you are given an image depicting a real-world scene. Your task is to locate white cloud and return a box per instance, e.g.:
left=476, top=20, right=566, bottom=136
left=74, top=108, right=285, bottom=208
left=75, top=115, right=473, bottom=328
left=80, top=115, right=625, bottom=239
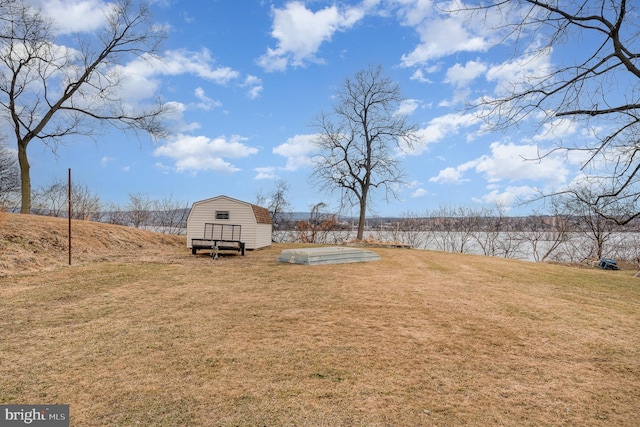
left=254, top=167, right=277, bottom=180
left=393, top=0, right=434, bottom=27
left=431, top=141, right=571, bottom=189
left=486, top=48, right=553, bottom=96
left=411, top=188, right=428, bottom=198
left=473, top=186, right=540, bottom=208
left=153, top=162, right=172, bottom=174
left=242, top=75, right=263, bottom=99
left=433, top=141, right=570, bottom=189
left=100, top=156, right=115, bottom=167
left=258, top=1, right=365, bottom=71
left=111, top=49, right=239, bottom=104
left=474, top=141, right=568, bottom=185
left=393, top=0, right=525, bottom=74
left=409, top=69, right=432, bottom=83
left=406, top=112, right=481, bottom=155
left=38, top=0, right=113, bottom=34
left=429, top=165, right=471, bottom=184
left=395, top=99, right=420, bottom=116
left=531, top=116, right=578, bottom=142
left=272, top=134, right=318, bottom=171
left=155, top=49, right=240, bottom=84
left=193, top=87, right=222, bottom=110
left=154, top=134, right=258, bottom=173
left=445, top=60, right=488, bottom=88
left=399, top=12, right=493, bottom=67
left=162, top=101, right=201, bottom=133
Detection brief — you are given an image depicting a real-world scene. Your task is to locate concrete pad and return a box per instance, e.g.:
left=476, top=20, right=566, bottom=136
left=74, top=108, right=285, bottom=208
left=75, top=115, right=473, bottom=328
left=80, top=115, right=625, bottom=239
left=277, top=246, right=381, bottom=265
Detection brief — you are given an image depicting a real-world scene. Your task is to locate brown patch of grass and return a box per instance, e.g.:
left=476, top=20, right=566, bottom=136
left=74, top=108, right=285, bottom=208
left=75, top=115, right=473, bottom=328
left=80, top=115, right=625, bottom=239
left=1, top=215, right=640, bottom=425
left=0, top=213, right=184, bottom=276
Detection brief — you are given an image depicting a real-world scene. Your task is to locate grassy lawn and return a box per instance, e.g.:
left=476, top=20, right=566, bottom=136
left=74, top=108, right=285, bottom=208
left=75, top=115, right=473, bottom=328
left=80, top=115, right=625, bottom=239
left=1, top=214, right=639, bottom=426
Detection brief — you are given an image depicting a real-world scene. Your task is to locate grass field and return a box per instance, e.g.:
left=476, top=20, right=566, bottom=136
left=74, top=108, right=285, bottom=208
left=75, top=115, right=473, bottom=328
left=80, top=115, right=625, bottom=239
left=1, top=213, right=639, bottom=426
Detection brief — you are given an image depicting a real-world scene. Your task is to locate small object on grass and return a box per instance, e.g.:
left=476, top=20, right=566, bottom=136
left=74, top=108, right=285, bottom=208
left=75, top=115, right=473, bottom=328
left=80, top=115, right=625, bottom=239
left=276, top=247, right=381, bottom=265
left=598, top=258, right=619, bottom=270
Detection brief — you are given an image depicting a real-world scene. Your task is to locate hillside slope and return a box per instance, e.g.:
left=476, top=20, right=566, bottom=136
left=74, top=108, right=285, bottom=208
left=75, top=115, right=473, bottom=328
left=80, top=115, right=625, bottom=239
left=0, top=212, right=185, bottom=276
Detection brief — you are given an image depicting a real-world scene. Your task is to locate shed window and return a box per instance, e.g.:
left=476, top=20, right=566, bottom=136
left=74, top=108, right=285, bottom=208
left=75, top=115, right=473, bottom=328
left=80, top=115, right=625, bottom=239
left=215, top=210, right=230, bottom=220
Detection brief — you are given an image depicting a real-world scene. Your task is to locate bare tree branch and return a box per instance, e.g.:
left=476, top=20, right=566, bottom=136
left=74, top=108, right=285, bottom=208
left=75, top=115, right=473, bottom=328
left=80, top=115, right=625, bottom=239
left=458, top=0, right=640, bottom=221
left=0, top=0, right=169, bottom=213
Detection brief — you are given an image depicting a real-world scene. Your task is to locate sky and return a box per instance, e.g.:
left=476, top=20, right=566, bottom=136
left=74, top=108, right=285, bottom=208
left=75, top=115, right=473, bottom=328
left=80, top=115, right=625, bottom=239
left=13, top=0, right=611, bottom=216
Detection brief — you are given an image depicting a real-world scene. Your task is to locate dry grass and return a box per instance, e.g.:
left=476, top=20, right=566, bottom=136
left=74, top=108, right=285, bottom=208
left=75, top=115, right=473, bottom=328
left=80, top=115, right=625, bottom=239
left=0, top=212, right=184, bottom=276
left=1, top=213, right=639, bottom=426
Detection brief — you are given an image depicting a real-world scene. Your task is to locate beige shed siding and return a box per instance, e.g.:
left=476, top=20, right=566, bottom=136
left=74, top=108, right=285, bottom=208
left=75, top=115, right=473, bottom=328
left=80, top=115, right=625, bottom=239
left=187, top=195, right=272, bottom=250
left=253, top=223, right=272, bottom=248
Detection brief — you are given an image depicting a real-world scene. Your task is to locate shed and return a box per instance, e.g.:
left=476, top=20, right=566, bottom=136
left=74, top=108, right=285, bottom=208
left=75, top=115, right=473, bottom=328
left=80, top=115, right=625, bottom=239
left=186, top=195, right=272, bottom=252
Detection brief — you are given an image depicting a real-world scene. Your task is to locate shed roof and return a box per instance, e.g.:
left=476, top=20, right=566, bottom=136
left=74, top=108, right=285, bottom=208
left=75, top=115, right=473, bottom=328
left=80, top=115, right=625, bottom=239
left=252, top=204, right=272, bottom=225
left=191, top=195, right=272, bottom=225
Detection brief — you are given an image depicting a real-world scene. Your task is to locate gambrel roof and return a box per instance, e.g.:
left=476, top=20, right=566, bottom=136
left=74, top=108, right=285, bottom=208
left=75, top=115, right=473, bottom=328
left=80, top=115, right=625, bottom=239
left=251, top=204, right=272, bottom=225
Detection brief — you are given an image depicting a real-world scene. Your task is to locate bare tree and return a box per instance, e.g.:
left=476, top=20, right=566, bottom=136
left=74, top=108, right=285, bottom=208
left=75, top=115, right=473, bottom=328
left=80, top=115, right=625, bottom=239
left=103, top=202, right=129, bottom=226
left=71, top=183, right=102, bottom=221
left=32, top=182, right=67, bottom=217
left=311, top=65, right=418, bottom=240
left=295, top=202, right=337, bottom=244
left=515, top=209, right=570, bottom=263
left=427, top=205, right=478, bottom=254
left=459, top=0, right=640, bottom=223
left=554, top=185, right=621, bottom=262
left=0, top=0, right=168, bottom=214
left=269, top=179, right=292, bottom=230
left=150, top=195, right=189, bottom=235
left=257, top=179, right=292, bottom=237
left=470, top=206, right=501, bottom=257
left=126, top=192, right=152, bottom=228
left=0, top=142, right=20, bottom=209
left=32, top=178, right=101, bottom=219
left=381, top=211, right=430, bottom=249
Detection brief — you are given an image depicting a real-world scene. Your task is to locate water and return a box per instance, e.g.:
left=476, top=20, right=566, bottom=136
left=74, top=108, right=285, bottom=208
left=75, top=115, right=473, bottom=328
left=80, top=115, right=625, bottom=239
left=274, top=230, right=640, bottom=263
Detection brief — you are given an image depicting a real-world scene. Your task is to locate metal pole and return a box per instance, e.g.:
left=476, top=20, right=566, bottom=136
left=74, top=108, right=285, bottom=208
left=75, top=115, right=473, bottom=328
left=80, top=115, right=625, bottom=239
left=68, top=168, right=72, bottom=266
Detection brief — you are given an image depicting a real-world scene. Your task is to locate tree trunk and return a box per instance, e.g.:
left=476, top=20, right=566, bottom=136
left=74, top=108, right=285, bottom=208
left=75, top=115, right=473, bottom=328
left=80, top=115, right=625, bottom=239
left=356, top=194, right=367, bottom=240
left=596, top=238, right=604, bottom=260
left=18, top=141, right=30, bottom=214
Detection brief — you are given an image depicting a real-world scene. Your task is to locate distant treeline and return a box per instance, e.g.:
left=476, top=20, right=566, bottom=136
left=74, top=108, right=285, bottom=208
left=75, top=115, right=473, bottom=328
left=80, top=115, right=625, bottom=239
left=5, top=179, right=639, bottom=265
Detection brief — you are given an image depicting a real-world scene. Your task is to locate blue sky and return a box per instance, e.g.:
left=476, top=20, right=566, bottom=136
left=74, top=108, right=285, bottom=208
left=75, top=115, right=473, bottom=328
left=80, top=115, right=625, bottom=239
left=22, top=0, right=601, bottom=216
